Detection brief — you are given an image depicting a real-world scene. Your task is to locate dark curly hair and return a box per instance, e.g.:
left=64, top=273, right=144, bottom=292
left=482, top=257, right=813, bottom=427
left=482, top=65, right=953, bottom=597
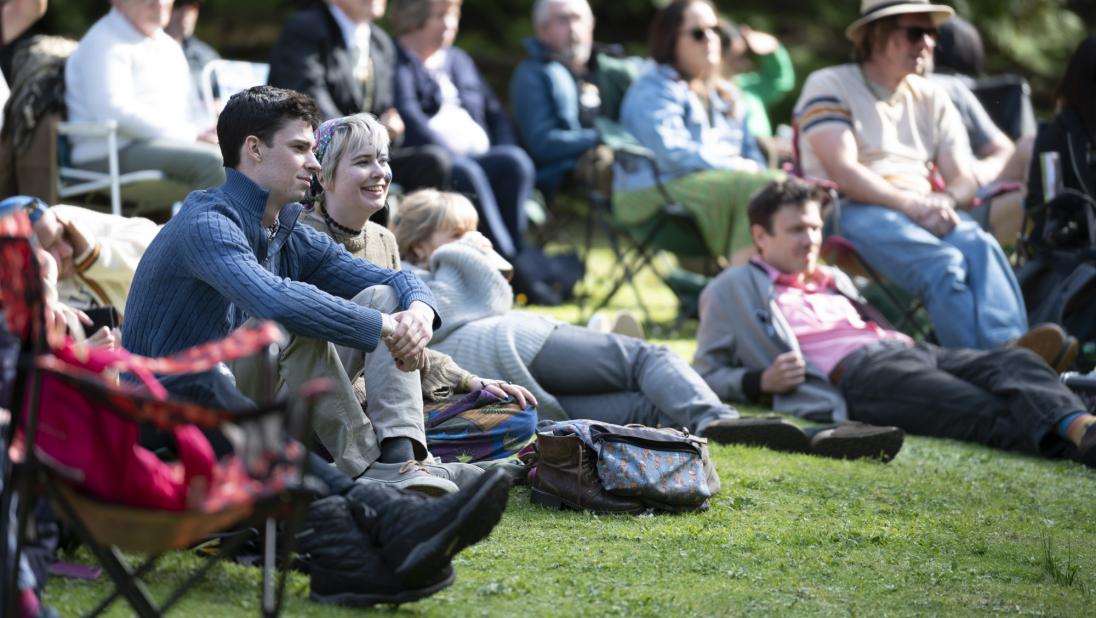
left=747, top=178, right=830, bottom=233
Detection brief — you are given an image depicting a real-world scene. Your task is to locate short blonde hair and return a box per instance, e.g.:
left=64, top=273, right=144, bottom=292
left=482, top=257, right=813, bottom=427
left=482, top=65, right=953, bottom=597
left=390, top=0, right=462, bottom=36
left=392, top=189, right=479, bottom=260
left=315, top=113, right=390, bottom=189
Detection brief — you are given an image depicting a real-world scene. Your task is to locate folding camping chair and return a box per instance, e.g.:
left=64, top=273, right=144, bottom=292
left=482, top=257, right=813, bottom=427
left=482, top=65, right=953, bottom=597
left=584, top=117, right=720, bottom=332
left=0, top=201, right=328, bottom=617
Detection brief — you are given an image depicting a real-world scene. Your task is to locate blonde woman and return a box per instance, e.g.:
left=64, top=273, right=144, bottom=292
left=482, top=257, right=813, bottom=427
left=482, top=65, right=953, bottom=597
left=305, top=113, right=537, bottom=466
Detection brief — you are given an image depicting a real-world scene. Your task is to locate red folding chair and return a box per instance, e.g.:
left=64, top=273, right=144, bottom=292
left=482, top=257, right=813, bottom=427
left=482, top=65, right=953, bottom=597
left=0, top=202, right=329, bottom=617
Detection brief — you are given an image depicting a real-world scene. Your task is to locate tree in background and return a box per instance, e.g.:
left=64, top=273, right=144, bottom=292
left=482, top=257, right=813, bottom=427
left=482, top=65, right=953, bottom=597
left=32, top=0, right=1092, bottom=119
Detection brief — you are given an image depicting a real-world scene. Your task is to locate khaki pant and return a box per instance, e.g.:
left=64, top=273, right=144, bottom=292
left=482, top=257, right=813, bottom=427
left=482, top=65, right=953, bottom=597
left=229, top=285, right=424, bottom=478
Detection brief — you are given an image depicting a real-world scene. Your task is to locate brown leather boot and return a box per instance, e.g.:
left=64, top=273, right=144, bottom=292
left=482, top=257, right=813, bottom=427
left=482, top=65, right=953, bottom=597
left=528, top=433, right=646, bottom=514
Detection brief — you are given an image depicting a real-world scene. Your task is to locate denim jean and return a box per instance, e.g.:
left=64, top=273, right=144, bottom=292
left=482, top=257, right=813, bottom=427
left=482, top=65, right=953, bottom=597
left=450, top=145, right=534, bottom=258
left=838, top=341, right=1083, bottom=458
left=837, top=201, right=1027, bottom=348
left=527, top=324, right=737, bottom=433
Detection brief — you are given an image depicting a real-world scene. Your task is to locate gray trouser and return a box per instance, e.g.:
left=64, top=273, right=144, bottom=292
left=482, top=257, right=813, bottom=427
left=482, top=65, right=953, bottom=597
left=229, top=285, right=424, bottom=478
left=528, top=324, right=737, bottom=432
left=80, top=138, right=226, bottom=193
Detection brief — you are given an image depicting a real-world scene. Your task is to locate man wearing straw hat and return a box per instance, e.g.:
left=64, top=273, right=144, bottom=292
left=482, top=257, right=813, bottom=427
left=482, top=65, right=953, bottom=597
left=792, top=1, right=1035, bottom=352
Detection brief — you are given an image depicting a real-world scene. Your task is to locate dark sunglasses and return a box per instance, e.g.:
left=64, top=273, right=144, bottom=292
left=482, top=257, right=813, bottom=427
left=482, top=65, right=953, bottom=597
left=894, top=25, right=938, bottom=43
left=684, top=25, right=719, bottom=43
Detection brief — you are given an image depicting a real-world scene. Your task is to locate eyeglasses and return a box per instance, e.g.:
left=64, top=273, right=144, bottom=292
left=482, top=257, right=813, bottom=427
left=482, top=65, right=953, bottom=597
left=894, top=25, right=938, bottom=44
left=684, top=25, right=719, bottom=43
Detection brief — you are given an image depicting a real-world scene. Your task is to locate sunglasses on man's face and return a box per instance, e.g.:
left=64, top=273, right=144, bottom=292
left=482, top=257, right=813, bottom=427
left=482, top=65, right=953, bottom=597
left=684, top=25, right=720, bottom=43
left=894, top=25, right=938, bottom=44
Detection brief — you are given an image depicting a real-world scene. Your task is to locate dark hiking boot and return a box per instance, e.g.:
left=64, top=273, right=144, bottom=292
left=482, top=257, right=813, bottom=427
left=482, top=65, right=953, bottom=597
left=296, top=494, right=454, bottom=606
left=346, top=467, right=512, bottom=585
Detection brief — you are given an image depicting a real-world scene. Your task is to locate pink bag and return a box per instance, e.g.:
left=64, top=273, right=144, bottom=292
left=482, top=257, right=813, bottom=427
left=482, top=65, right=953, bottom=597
left=28, top=341, right=215, bottom=511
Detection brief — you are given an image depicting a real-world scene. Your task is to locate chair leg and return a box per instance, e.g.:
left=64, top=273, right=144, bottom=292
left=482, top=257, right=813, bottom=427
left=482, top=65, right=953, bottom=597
left=261, top=517, right=277, bottom=617
left=85, top=554, right=162, bottom=617
left=158, top=527, right=257, bottom=615
left=44, top=483, right=159, bottom=618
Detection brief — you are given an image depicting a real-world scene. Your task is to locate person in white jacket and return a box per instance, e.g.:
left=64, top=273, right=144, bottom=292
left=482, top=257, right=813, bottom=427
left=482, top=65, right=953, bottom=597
left=63, top=0, right=224, bottom=200
left=32, top=203, right=160, bottom=318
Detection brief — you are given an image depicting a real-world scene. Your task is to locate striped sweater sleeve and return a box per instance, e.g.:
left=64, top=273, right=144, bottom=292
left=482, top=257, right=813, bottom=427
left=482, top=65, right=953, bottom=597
left=795, top=71, right=852, bottom=135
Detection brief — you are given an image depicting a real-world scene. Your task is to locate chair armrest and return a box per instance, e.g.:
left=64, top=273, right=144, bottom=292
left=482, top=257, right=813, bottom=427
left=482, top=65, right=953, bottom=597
left=56, top=120, right=119, bottom=138
left=595, top=116, right=679, bottom=205
left=596, top=116, right=654, bottom=160
left=125, top=321, right=286, bottom=377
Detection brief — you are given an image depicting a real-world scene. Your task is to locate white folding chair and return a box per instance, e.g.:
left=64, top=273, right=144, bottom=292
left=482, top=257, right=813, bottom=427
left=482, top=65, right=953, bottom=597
left=199, top=59, right=270, bottom=123
left=55, top=119, right=168, bottom=217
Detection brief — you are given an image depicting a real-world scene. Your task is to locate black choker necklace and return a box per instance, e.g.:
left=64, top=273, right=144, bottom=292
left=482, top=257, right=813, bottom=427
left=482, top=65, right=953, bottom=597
left=321, top=203, right=362, bottom=236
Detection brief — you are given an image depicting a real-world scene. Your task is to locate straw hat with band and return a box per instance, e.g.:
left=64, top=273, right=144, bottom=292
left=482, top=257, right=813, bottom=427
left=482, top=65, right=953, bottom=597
left=846, top=0, right=955, bottom=42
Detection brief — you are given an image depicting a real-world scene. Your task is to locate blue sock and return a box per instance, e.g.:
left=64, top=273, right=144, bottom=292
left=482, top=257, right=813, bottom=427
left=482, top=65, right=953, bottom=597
left=1059, top=412, right=1084, bottom=439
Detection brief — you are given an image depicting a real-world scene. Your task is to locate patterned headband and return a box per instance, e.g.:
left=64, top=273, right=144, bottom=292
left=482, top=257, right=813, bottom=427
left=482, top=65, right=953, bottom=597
left=313, top=117, right=351, bottom=165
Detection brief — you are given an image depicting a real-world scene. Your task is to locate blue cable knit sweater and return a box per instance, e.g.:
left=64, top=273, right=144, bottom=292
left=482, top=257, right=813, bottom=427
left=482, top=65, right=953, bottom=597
left=123, top=169, right=437, bottom=358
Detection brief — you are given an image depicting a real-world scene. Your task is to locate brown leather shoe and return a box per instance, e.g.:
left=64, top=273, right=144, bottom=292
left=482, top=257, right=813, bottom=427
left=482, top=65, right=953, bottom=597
left=699, top=416, right=810, bottom=453
left=528, top=433, right=646, bottom=514
left=1009, top=323, right=1067, bottom=367
left=806, top=422, right=904, bottom=462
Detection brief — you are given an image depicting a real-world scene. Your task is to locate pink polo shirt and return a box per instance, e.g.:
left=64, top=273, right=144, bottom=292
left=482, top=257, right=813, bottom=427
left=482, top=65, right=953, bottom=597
left=754, top=258, right=913, bottom=376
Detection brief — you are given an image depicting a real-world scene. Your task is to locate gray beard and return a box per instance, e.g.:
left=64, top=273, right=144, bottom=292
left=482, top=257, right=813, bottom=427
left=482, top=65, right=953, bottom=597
left=554, top=44, right=592, bottom=71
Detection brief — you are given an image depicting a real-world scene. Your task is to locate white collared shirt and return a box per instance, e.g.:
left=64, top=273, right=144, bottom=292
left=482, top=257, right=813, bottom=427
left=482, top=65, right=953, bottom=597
left=328, top=3, right=371, bottom=62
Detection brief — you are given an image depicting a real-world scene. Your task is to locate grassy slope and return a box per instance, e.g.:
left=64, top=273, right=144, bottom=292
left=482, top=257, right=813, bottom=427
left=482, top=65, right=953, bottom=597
left=44, top=249, right=1096, bottom=616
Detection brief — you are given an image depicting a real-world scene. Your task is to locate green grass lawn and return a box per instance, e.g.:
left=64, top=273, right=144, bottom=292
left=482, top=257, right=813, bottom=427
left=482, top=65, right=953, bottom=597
left=43, top=248, right=1096, bottom=616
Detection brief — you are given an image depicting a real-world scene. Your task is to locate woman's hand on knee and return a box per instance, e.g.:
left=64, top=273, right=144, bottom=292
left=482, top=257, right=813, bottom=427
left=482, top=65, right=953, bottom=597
left=468, top=376, right=536, bottom=408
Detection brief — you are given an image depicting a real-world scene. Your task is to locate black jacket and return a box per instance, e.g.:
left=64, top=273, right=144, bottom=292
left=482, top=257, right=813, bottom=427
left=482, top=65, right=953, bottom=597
left=267, top=3, right=396, bottom=120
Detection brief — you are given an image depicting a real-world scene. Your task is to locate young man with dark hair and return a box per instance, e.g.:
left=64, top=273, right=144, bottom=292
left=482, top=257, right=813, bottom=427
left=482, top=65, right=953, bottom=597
left=124, top=84, right=467, bottom=491
left=693, top=177, right=1096, bottom=467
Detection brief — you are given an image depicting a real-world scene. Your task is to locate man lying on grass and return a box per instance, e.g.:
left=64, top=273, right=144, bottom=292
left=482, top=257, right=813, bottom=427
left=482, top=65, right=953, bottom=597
left=693, top=177, right=1096, bottom=467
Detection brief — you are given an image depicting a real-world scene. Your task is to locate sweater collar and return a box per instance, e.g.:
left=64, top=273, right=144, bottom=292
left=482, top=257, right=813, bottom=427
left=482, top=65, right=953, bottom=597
left=222, top=169, right=303, bottom=257
left=223, top=168, right=273, bottom=221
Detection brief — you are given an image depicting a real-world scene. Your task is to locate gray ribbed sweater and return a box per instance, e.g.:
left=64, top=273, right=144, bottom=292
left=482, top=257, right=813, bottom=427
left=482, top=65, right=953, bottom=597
left=406, top=241, right=566, bottom=420
left=122, top=169, right=436, bottom=358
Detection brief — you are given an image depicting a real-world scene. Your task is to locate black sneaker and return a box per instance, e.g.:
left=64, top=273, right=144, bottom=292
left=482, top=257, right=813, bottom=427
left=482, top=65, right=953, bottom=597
left=297, top=495, right=454, bottom=606
left=804, top=422, right=905, bottom=462
left=347, top=467, right=512, bottom=585
left=699, top=416, right=810, bottom=453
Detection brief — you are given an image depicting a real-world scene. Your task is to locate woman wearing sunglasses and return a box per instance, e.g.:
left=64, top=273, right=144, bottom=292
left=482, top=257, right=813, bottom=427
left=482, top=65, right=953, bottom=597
left=613, top=0, right=782, bottom=267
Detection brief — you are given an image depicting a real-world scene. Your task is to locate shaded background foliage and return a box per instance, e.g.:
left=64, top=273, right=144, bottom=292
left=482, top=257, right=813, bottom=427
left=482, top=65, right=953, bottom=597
left=31, top=0, right=1093, bottom=127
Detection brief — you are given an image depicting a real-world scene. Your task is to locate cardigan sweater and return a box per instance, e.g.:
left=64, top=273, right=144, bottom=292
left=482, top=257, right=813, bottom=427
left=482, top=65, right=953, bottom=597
left=122, top=169, right=436, bottom=359
left=405, top=241, right=565, bottom=419
left=299, top=209, right=469, bottom=402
